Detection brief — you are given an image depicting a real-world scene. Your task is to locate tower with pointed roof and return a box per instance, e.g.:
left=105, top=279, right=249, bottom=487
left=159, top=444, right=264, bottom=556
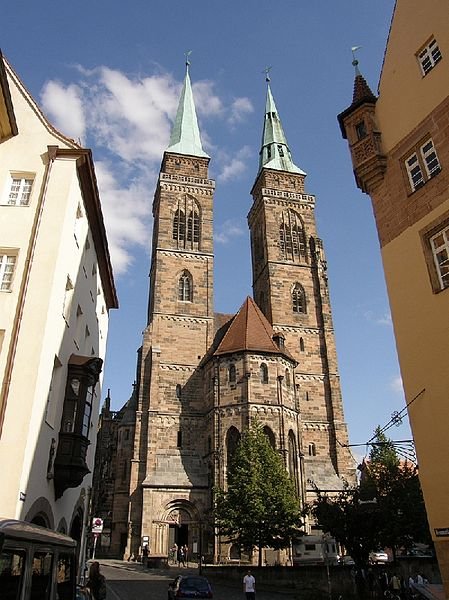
left=102, top=66, right=354, bottom=562
left=248, top=79, right=353, bottom=503
left=125, top=62, right=216, bottom=559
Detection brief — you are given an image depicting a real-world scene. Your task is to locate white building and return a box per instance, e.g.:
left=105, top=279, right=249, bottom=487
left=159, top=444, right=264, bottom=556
left=0, top=50, right=118, bottom=563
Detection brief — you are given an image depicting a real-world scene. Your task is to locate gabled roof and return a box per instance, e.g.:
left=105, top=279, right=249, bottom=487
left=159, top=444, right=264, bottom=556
left=0, top=50, right=17, bottom=141
left=214, top=296, right=292, bottom=359
left=166, top=64, right=209, bottom=158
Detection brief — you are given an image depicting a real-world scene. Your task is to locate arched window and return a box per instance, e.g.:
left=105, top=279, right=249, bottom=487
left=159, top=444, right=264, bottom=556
left=279, top=210, right=306, bottom=261
left=285, top=369, right=291, bottom=387
left=187, top=210, right=200, bottom=243
left=292, top=283, right=306, bottom=313
left=229, top=364, right=236, bottom=383
left=260, top=363, right=268, bottom=384
left=173, top=197, right=201, bottom=249
left=308, top=442, right=316, bottom=457
left=176, top=384, right=182, bottom=399
left=226, top=426, right=241, bottom=475
left=288, top=430, right=298, bottom=486
left=299, top=337, right=305, bottom=352
left=173, top=209, right=185, bottom=242
left=178, top=270, right=192, bottom=302
left=263, top=426, right=276, bottom=449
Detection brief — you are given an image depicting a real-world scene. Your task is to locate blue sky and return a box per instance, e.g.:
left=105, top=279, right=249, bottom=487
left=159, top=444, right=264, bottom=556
left=3, top=1, right=413, bottom=456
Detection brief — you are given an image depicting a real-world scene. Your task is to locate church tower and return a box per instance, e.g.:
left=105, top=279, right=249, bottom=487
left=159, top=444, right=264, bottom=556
left=127, top=62, right=215, bottom=557
left=248, top=79, right=353, bottom=499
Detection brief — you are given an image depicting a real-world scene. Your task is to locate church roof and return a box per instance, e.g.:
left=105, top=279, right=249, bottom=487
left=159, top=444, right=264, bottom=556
left=214, top=296, right=291, bottom=358
left=166, top=63, right=209, bottom=158
left=258, top=82, right=305, bottom=175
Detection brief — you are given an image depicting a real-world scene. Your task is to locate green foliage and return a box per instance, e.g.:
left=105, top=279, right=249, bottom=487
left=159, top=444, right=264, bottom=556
left=214, top=421, right=303, bottom=559
left=312, top=427, right=431, bottom=564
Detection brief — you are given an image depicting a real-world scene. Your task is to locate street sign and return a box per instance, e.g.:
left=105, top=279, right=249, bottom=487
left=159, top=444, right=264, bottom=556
left=92, top=517, right=104, bottom=534
left=435, top=528, right=449, bottom=537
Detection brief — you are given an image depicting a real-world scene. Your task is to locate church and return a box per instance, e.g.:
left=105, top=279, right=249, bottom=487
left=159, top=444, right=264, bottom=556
left=92, top=63, right=354, bottom=562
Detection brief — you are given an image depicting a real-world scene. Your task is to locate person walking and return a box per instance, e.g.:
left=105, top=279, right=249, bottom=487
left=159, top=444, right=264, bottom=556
left=86, top=561, right=107, bottom=600
left=243, top=569, right=256, bottom=600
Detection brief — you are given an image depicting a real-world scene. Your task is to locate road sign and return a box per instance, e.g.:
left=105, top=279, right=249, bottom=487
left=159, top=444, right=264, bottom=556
left=92, top=517, right=104, bottom=533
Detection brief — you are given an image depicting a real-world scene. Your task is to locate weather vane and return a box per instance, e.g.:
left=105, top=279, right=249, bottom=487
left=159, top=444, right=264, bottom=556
left=185, top=50, right=192, bottom=68
left=263, top=66, right=272, bottom=83
left=351, top=46, right=362, bottom=67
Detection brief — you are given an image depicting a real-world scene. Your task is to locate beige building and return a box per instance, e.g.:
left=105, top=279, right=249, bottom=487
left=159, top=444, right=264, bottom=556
left=93, top=65, right=353, bottom=562
left=0, top=51, right=118, bottom=568
left=338, top=0, right=449, bottom=594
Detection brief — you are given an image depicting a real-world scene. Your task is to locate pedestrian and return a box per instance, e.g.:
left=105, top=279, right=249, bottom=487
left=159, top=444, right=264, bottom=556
left=243, top=569, right=256, bottom=600
left=390, top=573, right=401, bottom=593
left=86, top=561, right=107, bottom=600
left=183, top=544, right=189, bottom=565
left=177, top=546, right=185, bottom=567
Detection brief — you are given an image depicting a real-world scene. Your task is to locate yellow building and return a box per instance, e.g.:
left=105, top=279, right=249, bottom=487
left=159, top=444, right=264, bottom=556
left=338, top=0, right=449, bottom=594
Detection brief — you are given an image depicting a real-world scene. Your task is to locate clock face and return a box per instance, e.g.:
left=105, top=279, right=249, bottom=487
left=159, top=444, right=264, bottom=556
left=70, top=378, right=80, bottom=396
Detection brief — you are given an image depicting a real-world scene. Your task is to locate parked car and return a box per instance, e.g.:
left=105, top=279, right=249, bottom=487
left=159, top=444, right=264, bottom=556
left=369, top=550, right=389, bottom=564
left=168, top=575, right=213, bottom=599
left=339, top=555, right=355, bottom=566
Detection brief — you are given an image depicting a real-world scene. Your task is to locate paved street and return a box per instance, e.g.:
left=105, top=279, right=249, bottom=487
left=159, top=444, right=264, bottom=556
left=95, top=560, right=296, bottom=600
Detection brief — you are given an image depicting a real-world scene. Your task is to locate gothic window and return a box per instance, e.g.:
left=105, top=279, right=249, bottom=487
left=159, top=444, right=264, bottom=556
left=173, top=197, right=201, bottom=249
left=173, top=209, right=186, bottom=242
left=263, top=426, right=276, bottom=449
left=288, top=430, right=299, bottom=486
left=285, top=369, right=291, bottom=387
left=226, top=426, right=241, bottom=476
left=299, top=337, right=305, bottom=352
left=279, top=210, right=306, bottom=261
left=178, top=270, right=193, bottom=302
left=260, top=363, right=268, bottom=384
left=187, top=210, right=200, bottom=243
left=292, top=283, right=306, bottom=313
left=176, top=384, right=182, bottom=399
left=229, top=364, right=236, bottom=384
left=308, top=442, right=316, bottom=456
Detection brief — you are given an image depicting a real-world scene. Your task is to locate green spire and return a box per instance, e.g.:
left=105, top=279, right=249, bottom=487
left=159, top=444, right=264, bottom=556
left=167, top=62, right=209, bottom=158
left=259, top=82, right=305, bottom=175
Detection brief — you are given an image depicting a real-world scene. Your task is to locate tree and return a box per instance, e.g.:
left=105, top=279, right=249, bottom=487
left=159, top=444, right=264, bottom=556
left=361, top=427, right=431, bottom=556
left=312, top=485, right=381, bottom=567
left=214, top=421, right=303, bottom=565
left=312, top=427, right=431, bottom=565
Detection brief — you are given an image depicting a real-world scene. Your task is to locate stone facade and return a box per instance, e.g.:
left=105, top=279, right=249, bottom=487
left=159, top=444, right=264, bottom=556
left=92, top=74, right=354, bottom=563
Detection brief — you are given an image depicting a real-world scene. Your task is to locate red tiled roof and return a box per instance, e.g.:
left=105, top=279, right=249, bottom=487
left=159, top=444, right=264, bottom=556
left=214, top=297, right=282, bottom=356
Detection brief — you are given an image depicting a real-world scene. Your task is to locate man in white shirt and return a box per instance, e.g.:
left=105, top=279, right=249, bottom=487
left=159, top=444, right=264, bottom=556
left=243, top=570, right=256, bottom=600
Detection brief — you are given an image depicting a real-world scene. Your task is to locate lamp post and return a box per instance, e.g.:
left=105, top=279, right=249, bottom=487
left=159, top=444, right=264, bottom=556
left=323, top=534, right=332, bottom=600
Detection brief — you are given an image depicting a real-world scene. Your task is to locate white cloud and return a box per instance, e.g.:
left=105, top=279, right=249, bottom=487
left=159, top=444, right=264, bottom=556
left=40, top=80, right=86, bottom=141
left=228, top=97, right=254, bottom=125
left=214, top=219, right=245, bottom=245
left=217, top=145, right=252, bottom=182
left=40, top=66, right=249, bottom=276
left=40, top=67, right=181, bottom=276
left=390, top=375, right=404, bottom=394
left=192, top=81, right=223, bottom=117
left=376, top=313, right=392, bottom=326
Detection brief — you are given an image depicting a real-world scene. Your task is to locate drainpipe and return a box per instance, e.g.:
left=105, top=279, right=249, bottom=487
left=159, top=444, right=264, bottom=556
left=1, top=146, right=57, bottom=444
left=78, top=485, right=92, bottom=584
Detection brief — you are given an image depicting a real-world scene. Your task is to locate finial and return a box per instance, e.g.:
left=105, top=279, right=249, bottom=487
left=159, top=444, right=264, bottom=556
left=263, top=66, right=272, bottom=83
left=351, top=46, right=362, bottom=71
left=185, top=50, right=192, bottom=70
